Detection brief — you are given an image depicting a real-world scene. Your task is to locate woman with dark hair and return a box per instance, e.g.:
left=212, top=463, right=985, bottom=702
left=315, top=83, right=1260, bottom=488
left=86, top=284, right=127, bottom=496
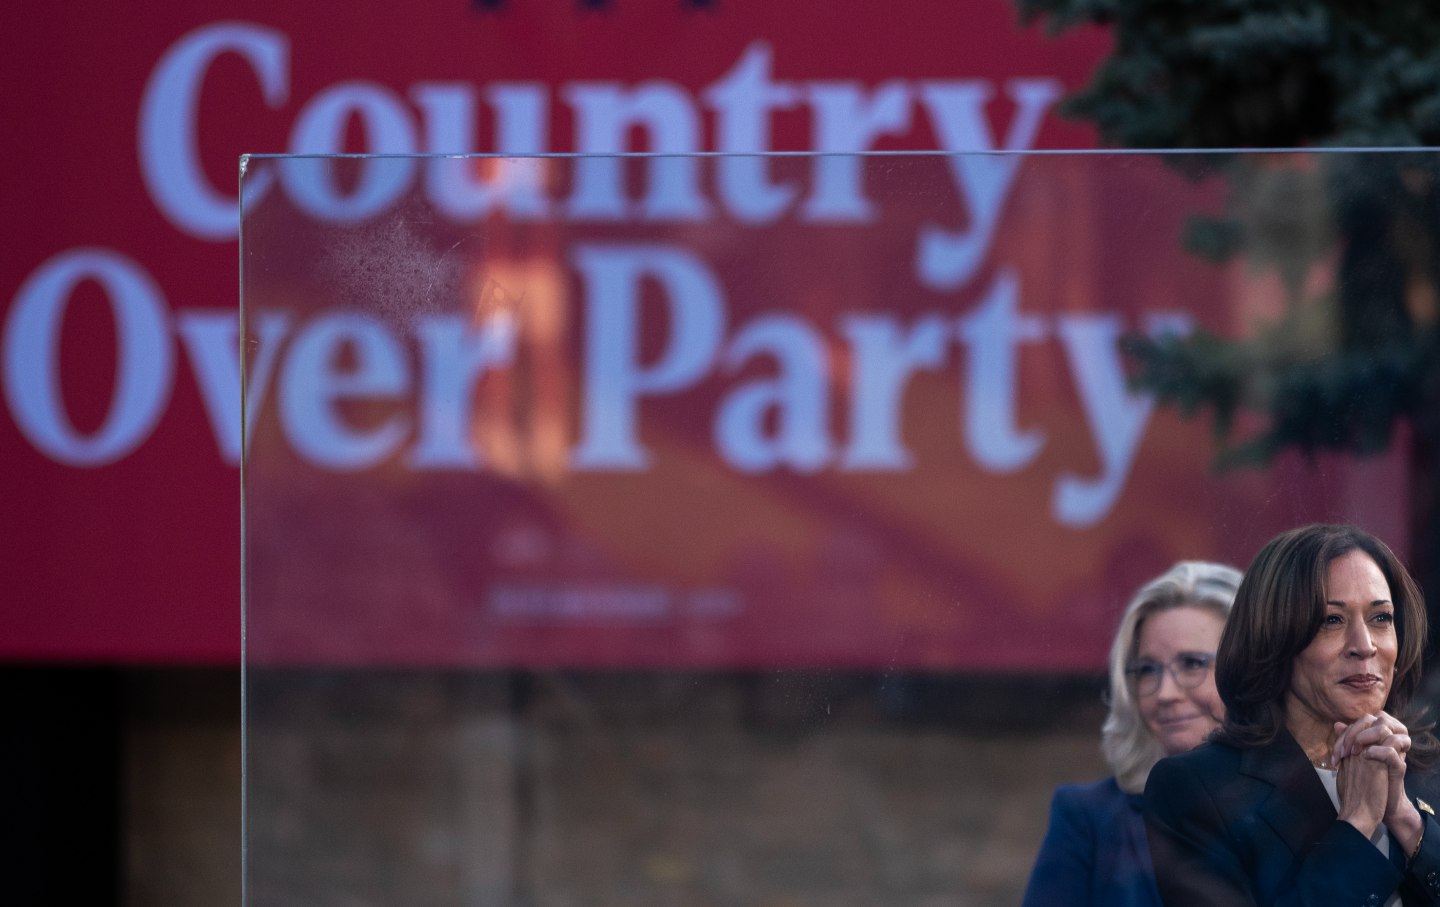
left=1145, top=524, right=1440, bottom=906
left=1022, top=561, right=1241, bottom=906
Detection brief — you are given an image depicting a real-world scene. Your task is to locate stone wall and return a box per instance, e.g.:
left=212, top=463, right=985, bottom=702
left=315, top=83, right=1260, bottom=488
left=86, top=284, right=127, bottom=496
left=125, top=670, right=242, bottom=906
left=128, top=670, right=1109, bottom=906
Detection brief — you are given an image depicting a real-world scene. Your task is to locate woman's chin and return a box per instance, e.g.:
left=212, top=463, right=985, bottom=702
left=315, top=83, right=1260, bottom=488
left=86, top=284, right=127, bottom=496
left=1157, top=723, right=1214, bottom=756
left=1330, top=700, right=1387, bottom=725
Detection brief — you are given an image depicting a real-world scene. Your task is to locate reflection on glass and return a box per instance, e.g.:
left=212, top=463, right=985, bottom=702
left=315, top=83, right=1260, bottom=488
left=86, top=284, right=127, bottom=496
left=241, top=151, right=1422, bottom=904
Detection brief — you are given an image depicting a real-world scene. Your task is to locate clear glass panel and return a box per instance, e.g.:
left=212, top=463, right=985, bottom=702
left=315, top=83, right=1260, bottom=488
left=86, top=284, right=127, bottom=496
left=241, top=151, right=1420, bottom=904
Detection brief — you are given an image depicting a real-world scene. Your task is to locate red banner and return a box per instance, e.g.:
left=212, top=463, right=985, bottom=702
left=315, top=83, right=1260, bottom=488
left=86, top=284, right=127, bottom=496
left=3, top=3, right=1394, bottom=666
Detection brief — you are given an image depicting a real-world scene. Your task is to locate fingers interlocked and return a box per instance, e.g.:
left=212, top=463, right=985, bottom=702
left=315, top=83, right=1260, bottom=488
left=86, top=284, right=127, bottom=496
left=1334, top=712, right=1411, bottom=763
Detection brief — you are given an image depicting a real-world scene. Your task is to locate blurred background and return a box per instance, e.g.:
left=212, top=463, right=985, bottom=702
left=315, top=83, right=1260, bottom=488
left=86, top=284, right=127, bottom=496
left=7, top=2, right=1440, bottom=904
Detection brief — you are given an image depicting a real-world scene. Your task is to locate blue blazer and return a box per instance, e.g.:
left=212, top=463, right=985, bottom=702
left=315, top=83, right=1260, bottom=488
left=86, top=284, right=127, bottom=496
left=1144, top=729, right=1440, bottom=906
left=1022, top=776, right=1163, bottom=907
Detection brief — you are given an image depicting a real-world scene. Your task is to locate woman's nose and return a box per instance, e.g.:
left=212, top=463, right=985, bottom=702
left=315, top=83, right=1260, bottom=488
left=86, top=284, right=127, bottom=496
left=1154, top=668, right=1183, bottom=700
left=1346, top=623, right=1377, bottom=657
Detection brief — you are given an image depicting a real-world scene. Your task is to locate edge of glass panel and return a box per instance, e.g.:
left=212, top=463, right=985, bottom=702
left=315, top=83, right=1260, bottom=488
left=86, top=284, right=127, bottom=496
left=237, top=152, right=251, bottom=907
left=236, top=146, right=1440, bottom=161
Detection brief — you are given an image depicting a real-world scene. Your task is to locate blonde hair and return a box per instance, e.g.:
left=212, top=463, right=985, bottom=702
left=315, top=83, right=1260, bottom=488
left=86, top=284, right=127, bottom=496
left=1102, top=561, right=1241, bottom=794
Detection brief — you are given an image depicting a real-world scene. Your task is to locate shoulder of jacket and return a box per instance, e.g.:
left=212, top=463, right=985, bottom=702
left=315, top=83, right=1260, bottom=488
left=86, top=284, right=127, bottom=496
left=1150, top=741, right=1243, bottom=789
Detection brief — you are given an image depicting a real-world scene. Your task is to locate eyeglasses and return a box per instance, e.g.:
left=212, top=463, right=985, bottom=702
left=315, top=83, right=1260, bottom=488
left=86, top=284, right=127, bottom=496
left=1125, top=652, right=1216, bottom=697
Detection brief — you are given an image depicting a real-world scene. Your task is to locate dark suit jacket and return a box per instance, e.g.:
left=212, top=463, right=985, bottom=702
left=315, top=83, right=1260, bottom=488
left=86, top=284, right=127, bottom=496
left=1144, top=730, right=1440, bottom=906
left=1022, top=776, right=1162, bottom=907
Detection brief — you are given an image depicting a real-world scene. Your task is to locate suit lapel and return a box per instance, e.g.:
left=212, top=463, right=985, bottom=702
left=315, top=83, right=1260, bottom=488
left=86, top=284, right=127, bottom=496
left=1240, top=730, right=1338, bottom=858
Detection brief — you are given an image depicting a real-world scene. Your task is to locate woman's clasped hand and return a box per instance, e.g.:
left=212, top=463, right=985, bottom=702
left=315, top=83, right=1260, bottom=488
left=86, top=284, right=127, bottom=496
left=1332, top=712, right=1422, bottom=849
